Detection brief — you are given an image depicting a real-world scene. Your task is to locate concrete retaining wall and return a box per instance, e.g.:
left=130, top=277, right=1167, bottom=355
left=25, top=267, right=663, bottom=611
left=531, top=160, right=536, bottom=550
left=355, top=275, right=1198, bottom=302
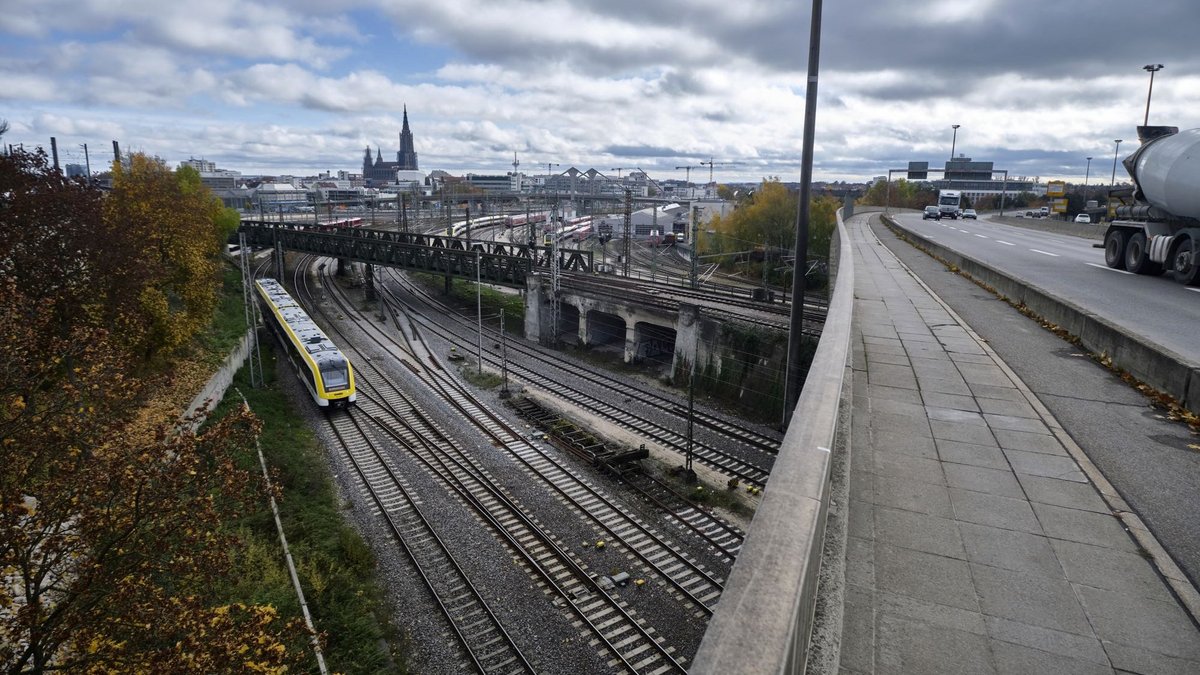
left=691, top=209, right=855, bottom=674
left=883, top=216, right=1200, bottom=415
left=182, top=329, right=256, bottom=431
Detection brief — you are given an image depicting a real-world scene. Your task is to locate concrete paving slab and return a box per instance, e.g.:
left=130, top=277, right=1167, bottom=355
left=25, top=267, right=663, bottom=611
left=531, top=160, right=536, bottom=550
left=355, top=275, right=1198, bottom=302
left=872, top=453, right=945, bottom=486
left=966, top=382, right=1026, bottom=401
left=958, top=523, right=1063, bottom=576
left=846, top=536, right=876, bottom=588
left=1015, top=474, right=1108, bottom=512
left=1050, top=538, right=1175, bottom=603
left=874, top=506, right=965, bottom=559
left=915, top=376, right=973, bottom=396
left=1031, top=502, right=1139, bottom=552
left=926, top=406, right=988, bottom=426
left=877, top=590, right=987, bottom=636
left=868, top=363, right=919, bottom=390
left=865, top=350, right=912, bottom=367
left=930, top=419, right=997, bottom=447
left=867, top=396, right=926, bottom=417
left=984, top=615, right=1110, bottom=665
left=976, top=396, right=1039, bottom=418
left=841, top=584, right=876, bottom=673
left=870, top=428, right=938, bottom=459
left=988, top=640, right=1112, bottom=675
left=1074, top=585, right=1200, bottom=662
left=1003, top=448, right=1088, bottom=482
left=993, top=428, right=1067, bottom=455
left=866, top=384, right=923, bottom=405
left=943, top=463, right=1025, bottom=499
left=1103, top=641, right=1200, bottom=675
left=919, top=391, right=979, bottom=412
left=875, top=615, right=995, bottom=675
left=872, top=476, right=954, bottom=517
left=982, top=413, right=1051, bottom=434
left=949, top=488, right=1042, bottom=533
left=874, top=543, right=978, bottom=611
left=868, top=411, right=932, bottom=438
left=849, top=499, right=875, bottom=540
left=935, top=440, right=1010, bottom=471
left=970, top=563, right=1093, bottom=635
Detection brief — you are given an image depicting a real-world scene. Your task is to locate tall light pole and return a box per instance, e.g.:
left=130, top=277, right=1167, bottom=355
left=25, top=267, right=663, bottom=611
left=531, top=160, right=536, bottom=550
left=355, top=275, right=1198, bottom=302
left=950, top=124, right=961, bottom=160
left=1143, top=64, right=1163, bottom=127
left=1083, top=156, right=1092, bottom=199
left=784, top=0, right=824, bottom=425
left=1110, top=139, right=1123, bottom=188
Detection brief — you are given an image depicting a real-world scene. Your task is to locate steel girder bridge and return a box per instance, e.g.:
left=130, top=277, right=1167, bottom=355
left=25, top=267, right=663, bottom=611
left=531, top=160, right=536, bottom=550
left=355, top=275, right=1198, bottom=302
left=238, top=220, right=593, bottom=288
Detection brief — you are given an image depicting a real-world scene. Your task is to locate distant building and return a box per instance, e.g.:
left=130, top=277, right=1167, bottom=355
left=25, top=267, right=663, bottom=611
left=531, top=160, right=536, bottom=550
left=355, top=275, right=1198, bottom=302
left=464, top=174, right=514, bottom=193
left=929, top=156, right=1042, bottom=198
left=65, top=163, right=87, bottom=179
left=179, top=157, right=216, bottom=173
left=362, top=106, right=420, bottom=185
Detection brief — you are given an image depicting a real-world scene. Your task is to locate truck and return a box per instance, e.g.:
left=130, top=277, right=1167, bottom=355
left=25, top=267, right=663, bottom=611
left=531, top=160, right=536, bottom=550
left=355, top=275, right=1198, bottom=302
left=937, top=189, right=961, bottom=219
left=1102, top=126, right=1200, bottom=285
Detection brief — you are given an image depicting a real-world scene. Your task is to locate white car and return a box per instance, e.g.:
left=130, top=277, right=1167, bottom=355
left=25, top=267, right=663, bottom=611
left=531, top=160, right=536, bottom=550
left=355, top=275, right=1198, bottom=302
left=962, top=209, right=977, bottom=219
left=1074, top=213, right=1091, bottom=223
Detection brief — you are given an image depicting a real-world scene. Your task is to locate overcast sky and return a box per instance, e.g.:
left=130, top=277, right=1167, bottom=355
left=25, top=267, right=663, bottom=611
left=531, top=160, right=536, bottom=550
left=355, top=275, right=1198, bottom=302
left=2, top=0, right=1197, bottom=184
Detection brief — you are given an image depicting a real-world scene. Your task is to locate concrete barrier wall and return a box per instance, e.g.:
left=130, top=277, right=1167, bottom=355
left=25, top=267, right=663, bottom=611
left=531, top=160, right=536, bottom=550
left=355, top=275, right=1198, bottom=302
left=882, top=217, right=1200, bottom=415
left=182, top=329, right=256, bottom=431
left=691, top=209, right=856, bottom=674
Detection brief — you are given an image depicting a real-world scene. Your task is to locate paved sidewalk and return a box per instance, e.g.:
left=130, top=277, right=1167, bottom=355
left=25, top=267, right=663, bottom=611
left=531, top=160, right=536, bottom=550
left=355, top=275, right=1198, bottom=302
left=840, top=215, right=1200, bottom=674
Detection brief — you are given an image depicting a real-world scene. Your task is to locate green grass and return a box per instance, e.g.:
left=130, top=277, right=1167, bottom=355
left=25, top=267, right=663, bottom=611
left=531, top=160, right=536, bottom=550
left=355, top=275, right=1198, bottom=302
left=195, top=265, right=406, bottom=673
left=195, top=266, right=255, bottom=365
left=407, top=271, right=525, bottom=334
left=208, top=350, right=406, bottom=673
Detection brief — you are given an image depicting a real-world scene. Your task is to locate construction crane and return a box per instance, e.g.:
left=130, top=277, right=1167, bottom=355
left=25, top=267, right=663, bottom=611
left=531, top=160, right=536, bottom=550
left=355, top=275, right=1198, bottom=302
left=675, top=165, right=700, bottom=188
left=609, top=167, right=632, bottom=179
left=699, top=158, right=739, bottom=186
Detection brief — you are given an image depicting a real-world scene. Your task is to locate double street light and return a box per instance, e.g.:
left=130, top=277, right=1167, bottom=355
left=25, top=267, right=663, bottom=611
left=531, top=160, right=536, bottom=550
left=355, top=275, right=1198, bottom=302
left=1110, top=140, right=1123, bottom=189
left=1143, top=64, right=1164, bottom=127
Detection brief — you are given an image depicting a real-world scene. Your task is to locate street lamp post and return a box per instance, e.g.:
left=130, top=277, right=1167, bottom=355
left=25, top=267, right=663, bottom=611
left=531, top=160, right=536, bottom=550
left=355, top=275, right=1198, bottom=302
left=950, top=124, right=961, bottom=160
left=1110, top=140, right=1123, bottom=189
left=1084, top=156, right=1092, bottom=199
left=1143, top=64, right=1164, bottom=127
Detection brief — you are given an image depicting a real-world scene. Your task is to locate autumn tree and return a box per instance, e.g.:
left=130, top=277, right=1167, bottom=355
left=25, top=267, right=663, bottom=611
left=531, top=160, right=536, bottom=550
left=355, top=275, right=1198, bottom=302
left=706, top=179, right=840, bottom=287
left=1, top=148, right=305, bottom=672
left=858, top=178, right=937, bottom=210
left=102, top=155, right=237, bottom=363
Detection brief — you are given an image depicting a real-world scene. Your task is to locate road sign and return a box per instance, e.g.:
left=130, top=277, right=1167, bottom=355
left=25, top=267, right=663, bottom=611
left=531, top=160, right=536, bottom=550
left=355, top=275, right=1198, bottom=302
left=1046, top=181, right=1066, bottom=197
left=907, top=161, right=928, bottom=180
left=1052, top=197, right=1068, bottom=213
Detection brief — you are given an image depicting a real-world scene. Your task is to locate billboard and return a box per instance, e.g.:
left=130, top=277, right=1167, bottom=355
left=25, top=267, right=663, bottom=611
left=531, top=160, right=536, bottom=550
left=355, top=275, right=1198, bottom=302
left=1052, top=198, right=1069, bottom=213
left=1046, top=181, right=1066, bottom=197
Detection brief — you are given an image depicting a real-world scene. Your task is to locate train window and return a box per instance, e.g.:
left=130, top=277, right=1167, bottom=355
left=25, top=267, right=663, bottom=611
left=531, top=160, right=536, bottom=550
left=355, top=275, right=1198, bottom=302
left=320, top=358, right=350, bottom=391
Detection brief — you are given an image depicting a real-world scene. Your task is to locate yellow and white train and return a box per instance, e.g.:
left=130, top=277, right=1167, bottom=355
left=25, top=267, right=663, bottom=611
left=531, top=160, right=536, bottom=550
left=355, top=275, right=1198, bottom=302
left=255, top=278, right=356, bottom=409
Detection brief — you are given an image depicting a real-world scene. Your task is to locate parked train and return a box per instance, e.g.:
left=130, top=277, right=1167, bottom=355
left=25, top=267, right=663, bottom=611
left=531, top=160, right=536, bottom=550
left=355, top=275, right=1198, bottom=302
left=254, top=278, right=356, bottom=409
left=506, top=213, right=549, bottom=227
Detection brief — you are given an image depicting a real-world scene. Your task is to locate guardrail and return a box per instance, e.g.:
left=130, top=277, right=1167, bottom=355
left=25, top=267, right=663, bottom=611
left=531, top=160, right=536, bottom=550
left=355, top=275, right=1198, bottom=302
left=691, top=208, right=855, bottom=673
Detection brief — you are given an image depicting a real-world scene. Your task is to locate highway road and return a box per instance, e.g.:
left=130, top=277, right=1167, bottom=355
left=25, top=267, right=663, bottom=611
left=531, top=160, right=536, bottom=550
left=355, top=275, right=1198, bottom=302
left=889, top=212, right=1200, bottom=360
left=870, top=214, right=1200, bottom=592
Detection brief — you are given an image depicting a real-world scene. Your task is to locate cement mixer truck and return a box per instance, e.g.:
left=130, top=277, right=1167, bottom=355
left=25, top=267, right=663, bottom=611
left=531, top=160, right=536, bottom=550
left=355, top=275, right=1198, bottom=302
left=1102, top=126, right=1200, bottom=285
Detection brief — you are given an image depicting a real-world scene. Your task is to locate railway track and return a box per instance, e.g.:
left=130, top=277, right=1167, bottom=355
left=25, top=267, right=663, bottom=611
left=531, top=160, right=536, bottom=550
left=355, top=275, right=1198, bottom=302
left=327, top=402, right=534, bottom=673
left=294, top=263, right=717, bottom=671
left=381, top=271, right=776, bottom=484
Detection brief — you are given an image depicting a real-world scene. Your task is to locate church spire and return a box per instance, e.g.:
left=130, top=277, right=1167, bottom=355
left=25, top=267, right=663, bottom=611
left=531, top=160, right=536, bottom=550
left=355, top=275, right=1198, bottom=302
left=397, top=104, right=418, bottom=171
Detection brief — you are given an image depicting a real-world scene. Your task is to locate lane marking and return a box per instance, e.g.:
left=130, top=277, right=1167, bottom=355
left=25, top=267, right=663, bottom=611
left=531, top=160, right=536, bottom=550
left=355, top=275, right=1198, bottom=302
left=1188, top=288, right=1200, bottom=294
left=974, top=234, right=989, bottom=239
left=1084, top=261, right=1128, bottom=275
left=1030, top=249, right=1060, bottom=257
left=996, top=240, right=1015, bottom=246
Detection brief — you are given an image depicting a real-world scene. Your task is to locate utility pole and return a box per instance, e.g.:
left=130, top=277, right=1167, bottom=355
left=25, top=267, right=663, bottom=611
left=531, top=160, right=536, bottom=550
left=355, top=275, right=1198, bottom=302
left=50, top=137, right=59, bottom=172
left=81, top=143, right=91, bottom=181
left=622, top=190, right=632, bottom=277
left=499, top=308, right=510, bottom=398
left=784, top=0, right=824, bottom=424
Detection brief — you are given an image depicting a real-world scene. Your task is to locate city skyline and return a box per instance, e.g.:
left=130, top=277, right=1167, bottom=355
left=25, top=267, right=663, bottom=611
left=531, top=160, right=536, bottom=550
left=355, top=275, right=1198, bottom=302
left=2, top=0, right=1197, bottom=184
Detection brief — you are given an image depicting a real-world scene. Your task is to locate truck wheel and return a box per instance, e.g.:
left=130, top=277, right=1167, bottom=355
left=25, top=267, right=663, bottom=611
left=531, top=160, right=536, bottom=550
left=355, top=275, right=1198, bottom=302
left=1104, top=230, right=1127, bottom=269
left=1125, top=232, right=1162, bottom=275
left=1171, top=237, right=1200, bottom=285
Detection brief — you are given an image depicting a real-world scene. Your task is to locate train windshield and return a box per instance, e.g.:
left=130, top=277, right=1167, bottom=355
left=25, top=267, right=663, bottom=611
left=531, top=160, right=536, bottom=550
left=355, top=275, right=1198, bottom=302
left=320, top=358, right=351, bottom=391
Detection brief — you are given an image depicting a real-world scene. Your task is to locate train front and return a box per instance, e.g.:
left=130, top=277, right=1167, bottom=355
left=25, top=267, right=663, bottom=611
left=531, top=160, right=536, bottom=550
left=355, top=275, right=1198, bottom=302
left=317, top=354, right=357, bottom=409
